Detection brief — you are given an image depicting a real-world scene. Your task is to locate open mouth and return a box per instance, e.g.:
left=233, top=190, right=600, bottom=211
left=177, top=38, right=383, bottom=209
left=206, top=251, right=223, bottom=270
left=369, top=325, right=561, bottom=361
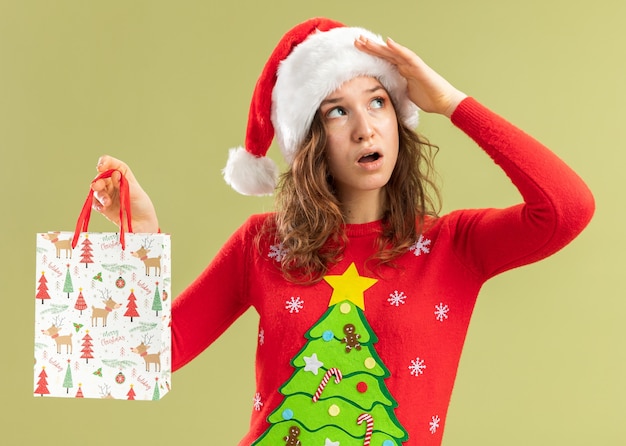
left=358, top=152, right=381, bottom=163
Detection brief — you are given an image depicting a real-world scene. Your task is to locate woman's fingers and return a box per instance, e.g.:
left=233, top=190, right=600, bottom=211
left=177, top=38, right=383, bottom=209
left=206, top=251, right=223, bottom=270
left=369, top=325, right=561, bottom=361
left=96, top=155, right=139, bottom=184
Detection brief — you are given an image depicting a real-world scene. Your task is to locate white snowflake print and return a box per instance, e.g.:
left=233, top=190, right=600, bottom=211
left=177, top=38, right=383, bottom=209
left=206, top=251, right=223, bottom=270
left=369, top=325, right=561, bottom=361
left=429, top=415, right=440, bottom=434
left=253, top=392, right=263, bottom=411
left=285, top=296, right=304, bottom=313
left=388, top=290, right=407, bottom=306
left=258, top=328, right=265, bottom=346
left=408, top=357, right=426, bottom=377
left=434, top=302, right=449, bottom=322
left=409, top=235, right=431, bottom=256
left=268, top=242, right=288, bottom=262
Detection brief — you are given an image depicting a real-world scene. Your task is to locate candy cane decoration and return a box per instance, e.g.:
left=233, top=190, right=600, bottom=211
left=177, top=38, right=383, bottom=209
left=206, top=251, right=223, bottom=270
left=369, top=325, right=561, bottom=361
left=357, top=413, right=374, bottom=446
left=312, top=367, right=342, bottom=402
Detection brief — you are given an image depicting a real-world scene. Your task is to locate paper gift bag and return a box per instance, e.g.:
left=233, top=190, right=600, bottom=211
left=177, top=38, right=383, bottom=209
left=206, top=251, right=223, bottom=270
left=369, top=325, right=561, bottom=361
left=34, top=170, right=172, bottom=400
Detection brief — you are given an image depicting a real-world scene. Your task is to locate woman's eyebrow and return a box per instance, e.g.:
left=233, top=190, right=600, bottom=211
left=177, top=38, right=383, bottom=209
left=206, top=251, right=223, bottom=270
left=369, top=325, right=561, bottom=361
left=320, top=96, right=343, bottom=108
left=320, top=86, right=385, bottom=108
left=367, top=85, right=385, bottom=94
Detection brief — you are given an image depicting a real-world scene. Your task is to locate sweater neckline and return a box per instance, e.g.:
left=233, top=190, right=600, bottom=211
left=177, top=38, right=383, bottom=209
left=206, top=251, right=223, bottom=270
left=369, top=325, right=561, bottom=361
left=343, top=220, right=384, bottom=237
left=341, top=214, right=437, bottom=237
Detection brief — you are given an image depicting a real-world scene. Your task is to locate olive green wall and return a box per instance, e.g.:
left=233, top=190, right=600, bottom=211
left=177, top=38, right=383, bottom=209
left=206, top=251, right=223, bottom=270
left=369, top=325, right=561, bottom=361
left=1, top=0, right=623, bottom=444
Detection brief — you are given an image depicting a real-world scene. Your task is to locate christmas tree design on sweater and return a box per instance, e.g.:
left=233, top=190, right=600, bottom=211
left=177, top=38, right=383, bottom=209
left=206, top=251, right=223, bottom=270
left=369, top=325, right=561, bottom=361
left=252, top=263, right=409, bottom=445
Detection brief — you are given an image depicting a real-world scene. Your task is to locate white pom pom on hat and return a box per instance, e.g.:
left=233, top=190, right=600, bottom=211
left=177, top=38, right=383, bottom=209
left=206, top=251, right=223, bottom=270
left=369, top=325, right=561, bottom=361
left=222, top=17, right=419, bottom=196
left=222, top=146, right=279, bottom=196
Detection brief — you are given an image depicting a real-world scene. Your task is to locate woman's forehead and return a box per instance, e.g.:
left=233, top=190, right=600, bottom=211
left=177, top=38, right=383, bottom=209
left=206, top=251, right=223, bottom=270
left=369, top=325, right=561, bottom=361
left=323, top=76, right=386, bottom=101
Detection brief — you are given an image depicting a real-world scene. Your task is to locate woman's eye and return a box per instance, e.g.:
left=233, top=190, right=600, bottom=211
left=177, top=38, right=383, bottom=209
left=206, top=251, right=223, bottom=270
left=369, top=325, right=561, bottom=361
left=326, top=107, right=347, bottom=119
left=370, top=97, right=385, bottom=109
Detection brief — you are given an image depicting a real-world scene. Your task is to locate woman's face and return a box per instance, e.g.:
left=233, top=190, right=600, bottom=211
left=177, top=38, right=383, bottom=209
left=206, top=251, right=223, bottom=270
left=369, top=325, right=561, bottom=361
left=319, top=76, right=399, bottom=203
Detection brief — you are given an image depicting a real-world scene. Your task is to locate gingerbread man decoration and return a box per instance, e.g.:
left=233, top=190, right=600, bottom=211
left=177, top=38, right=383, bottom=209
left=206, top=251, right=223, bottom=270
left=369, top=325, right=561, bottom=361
left=341, top=323, right=362, bottom=353
left=284, top=425, right=301, bottom=446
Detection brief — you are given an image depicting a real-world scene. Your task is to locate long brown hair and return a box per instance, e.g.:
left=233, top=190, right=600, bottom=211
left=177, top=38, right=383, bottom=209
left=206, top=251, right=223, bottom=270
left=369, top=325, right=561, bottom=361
left=259, top=109, right=441, bottom=284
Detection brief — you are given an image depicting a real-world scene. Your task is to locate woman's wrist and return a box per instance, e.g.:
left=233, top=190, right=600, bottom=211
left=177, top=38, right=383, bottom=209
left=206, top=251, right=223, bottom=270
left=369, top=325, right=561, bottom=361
left=442, top=90, right=468, bottom=118
left=126, top=217, right=160, bottom=234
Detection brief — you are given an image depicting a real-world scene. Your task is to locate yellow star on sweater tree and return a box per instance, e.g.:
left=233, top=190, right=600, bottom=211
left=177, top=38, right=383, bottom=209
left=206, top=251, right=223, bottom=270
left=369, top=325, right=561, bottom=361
left=323, top=262, right=377, bottom=310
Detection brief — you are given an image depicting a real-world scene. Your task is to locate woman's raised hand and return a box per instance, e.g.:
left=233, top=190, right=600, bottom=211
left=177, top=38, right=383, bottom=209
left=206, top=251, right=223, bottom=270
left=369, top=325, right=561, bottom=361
left=354, top=36, right=467, bottom=118
left=91, top=155, right=160, bottom=233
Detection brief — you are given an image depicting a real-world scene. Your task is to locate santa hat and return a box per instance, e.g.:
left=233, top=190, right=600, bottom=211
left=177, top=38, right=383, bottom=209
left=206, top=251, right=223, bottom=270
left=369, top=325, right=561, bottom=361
left=222, top=17, right=419, bottom=196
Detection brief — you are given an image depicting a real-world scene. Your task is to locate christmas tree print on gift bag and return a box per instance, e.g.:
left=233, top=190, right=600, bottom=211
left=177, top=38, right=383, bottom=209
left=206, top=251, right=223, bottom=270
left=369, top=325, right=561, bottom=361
left=252, top=263, right=409, bottom=445
left=33, top=169, right=172, bottom=400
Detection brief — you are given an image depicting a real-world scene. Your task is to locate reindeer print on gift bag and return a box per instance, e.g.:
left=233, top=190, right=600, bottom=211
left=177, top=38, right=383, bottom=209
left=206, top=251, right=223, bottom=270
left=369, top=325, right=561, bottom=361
left=34, top=231, right=172, bottom=400
left=42, top=316, right=73, bottom=354
left=131, top=237, right=162, bottom=276
left=132, top=334, right=162, bottom=372
left=41, top=232, right=73, bottom=259
left=91, top=290, right=121, bottom=327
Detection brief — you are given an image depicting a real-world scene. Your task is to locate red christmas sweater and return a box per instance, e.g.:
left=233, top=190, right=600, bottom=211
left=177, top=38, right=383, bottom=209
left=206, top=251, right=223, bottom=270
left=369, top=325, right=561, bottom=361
left=171, top=97, right=594, bottom=445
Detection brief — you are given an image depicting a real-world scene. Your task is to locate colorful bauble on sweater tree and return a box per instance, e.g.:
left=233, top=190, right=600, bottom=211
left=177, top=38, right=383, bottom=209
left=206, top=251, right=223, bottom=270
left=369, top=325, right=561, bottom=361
left=252, top=263, right=409, bottom=445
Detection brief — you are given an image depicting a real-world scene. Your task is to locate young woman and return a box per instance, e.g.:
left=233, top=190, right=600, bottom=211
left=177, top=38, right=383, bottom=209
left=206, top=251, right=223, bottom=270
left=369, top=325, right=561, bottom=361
left=91, top=17, right=594, bottom=446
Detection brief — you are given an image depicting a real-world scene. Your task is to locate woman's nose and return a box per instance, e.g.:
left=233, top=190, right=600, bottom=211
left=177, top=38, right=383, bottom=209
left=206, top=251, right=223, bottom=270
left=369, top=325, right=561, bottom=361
left=352, top=111, right=375, bottom=142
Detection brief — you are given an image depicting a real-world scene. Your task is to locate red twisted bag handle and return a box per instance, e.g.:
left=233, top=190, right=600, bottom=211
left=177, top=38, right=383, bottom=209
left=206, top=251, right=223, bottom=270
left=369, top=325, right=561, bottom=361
left=72, top=169, right=133, bottom=249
